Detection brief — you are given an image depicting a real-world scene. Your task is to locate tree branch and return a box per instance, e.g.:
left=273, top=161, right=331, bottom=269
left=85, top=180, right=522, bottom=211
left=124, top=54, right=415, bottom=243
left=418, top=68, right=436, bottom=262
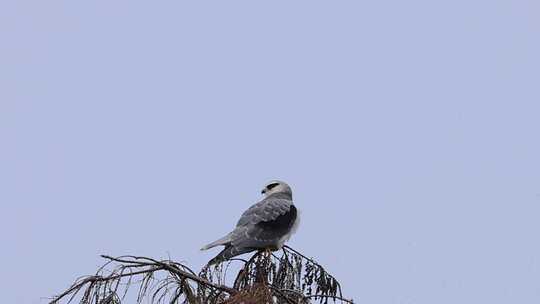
left=50, top=247, right=352, bottom=304
left=100, top=255, right=237, bottom=295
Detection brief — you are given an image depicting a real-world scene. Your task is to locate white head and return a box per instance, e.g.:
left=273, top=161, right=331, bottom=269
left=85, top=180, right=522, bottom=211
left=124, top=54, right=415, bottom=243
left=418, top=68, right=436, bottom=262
left=261, top=180, right=292, bottom=197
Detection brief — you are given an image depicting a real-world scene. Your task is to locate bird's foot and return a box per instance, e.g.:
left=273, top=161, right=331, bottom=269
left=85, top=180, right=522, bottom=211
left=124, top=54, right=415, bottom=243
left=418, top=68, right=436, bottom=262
left=264, top=248, right=272, bottom=259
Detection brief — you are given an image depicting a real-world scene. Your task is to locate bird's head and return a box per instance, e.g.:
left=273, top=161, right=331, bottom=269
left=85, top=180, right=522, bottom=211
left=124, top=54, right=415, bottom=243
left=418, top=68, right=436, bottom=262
left=261, top=180, right=292, bottom=197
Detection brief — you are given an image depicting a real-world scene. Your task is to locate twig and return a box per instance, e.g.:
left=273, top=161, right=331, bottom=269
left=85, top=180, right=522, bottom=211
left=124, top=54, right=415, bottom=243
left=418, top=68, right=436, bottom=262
left=268, top=286, right=301, bottom=304
left=50, top=269, right=157, bottom=303
left=101, top=255, right=237, bottom=295
left=283, top=245, right=344, bottom=297
left=304, top=294, right=355, bottom=303
left=51, top=247, right=353, bottom=304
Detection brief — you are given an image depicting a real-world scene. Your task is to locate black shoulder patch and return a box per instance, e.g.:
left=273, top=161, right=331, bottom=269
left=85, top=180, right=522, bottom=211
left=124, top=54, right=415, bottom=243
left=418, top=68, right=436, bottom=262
left=257, top=204, right=297, bottom=232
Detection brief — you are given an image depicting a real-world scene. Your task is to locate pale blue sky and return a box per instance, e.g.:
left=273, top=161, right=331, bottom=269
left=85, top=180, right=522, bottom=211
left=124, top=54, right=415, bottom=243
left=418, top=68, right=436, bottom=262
left=1, top=1, right=539, bottom=303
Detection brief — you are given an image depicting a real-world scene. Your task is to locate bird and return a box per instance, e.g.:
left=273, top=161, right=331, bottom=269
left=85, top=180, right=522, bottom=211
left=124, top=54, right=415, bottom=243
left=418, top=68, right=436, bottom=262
left=201, top=180, right=299, bottom=265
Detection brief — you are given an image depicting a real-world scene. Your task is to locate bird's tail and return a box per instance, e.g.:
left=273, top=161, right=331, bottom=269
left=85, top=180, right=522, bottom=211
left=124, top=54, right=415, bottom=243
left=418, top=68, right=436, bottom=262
left=207, top=246, right=252, bottom=266
left=200, top=234, right=232, bottom=251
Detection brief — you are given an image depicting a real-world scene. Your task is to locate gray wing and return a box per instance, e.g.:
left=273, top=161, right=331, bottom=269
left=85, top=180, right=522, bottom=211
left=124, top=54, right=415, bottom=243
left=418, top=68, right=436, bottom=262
left=236, top=198, right=293, bottom=227
left=230, top=198, right=296, bottom=249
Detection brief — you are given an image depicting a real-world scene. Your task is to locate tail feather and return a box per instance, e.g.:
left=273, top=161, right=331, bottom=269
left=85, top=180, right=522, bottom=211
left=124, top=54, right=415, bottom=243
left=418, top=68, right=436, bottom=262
left=207, top=246, right=253, bottom=266
left=200, top=234, right=232, bottom=251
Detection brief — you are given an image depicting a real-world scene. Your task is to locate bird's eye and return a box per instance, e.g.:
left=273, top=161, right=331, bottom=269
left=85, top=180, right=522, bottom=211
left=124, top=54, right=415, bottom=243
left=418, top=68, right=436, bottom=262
left=266, top=182, right=279, bottom=190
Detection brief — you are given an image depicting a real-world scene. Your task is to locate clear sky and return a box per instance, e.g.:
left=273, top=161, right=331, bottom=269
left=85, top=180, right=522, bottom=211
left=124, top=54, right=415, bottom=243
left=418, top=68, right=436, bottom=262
left=1, top=1, right=539, bottom=303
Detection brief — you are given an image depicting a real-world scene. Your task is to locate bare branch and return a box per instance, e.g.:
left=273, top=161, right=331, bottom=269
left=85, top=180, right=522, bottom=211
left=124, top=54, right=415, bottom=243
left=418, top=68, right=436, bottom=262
left=50, top=247, right=353, bottom=304
left=101, top=255, right=236, bottom=295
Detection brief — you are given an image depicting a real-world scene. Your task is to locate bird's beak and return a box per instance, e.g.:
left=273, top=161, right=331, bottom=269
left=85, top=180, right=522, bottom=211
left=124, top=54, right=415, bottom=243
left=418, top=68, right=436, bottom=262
left=261, top=189, right=266, bottom=194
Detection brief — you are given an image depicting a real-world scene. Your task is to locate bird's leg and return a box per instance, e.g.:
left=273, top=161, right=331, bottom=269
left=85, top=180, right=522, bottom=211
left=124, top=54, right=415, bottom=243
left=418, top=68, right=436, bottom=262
left=253, top=248, right=272, bottom=284
left=263, top=248, right=272, bottom=265
left=264, top=248, right=272, bottom=260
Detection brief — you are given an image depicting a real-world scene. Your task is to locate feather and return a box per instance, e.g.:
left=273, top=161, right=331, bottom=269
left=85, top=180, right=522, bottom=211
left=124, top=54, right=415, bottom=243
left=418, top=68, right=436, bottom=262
left=200, top=233, right=231, bottom=251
